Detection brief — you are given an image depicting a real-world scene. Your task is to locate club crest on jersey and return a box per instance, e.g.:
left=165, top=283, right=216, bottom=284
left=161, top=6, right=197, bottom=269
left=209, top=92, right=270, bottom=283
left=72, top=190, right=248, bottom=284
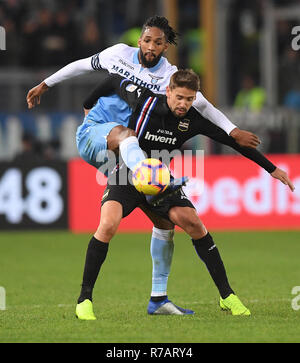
left=149, top=74, right=163, bottom=84
left=178, top=119, right=190, bottom=132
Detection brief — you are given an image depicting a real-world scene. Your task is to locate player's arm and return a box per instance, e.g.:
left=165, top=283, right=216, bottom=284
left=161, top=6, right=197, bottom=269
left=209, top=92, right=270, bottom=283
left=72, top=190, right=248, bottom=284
left=83, top=72, right=153, bottom=111
left=26, top=44, right=123, bottom=109
left=198, top=120, right=295, bottom=192
left=27, top=56, right=95, bottom=109
left=82, top=70, right=118, bottom=110
left=83, top=71, right=126, bottom=111
left=193, top=92, right=261, bottom=148
left=270, top=167, right=295, bottom=192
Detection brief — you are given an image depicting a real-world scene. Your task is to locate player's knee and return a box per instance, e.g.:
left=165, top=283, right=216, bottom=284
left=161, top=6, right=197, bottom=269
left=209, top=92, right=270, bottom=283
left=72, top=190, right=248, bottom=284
left=107, top=125, right=136, bottom=152
left=169, top=207, right=206, bottom=237
left=98, top=218, right=119, bottom=240
left=118, top=126, right=136, bottom=141
left=183, top=217, right=202, bottom=235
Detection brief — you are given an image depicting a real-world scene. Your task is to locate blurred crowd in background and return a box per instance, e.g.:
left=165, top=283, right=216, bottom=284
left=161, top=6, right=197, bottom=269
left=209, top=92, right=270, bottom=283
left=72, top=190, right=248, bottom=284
left=229, top=0, right=300, bottom=110
left=0, top=0, right=300, bottom=160
left=1, top=0, right=300, bottom=106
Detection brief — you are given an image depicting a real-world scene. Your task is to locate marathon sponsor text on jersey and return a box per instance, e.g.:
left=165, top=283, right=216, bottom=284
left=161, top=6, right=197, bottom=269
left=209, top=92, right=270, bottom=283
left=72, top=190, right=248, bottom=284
left=91, top=43, right=178, bottom=95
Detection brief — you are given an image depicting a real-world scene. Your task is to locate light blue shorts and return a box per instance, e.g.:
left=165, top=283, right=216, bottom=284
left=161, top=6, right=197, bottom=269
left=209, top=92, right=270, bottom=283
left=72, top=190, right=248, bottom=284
left=76, top=120, right=120, bottom=169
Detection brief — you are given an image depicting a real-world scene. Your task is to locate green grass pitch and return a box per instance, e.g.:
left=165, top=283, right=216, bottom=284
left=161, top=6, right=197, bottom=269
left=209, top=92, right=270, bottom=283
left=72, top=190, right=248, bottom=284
left=0, top=230, right=300, bottom=343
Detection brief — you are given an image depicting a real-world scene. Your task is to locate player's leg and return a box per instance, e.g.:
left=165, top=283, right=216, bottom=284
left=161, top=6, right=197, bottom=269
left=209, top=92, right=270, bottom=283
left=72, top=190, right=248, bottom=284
left=78, top=200, right=122, bottom=302
left=168, top=206, right=234, bottom=299
left=140, top=206, right=175, bottom=299
left=76, top=121, right=146, bottom=171
left=140, top=205, right=194, bottom=315
left=76, top=182, right=142, bottom=320
left=108, top=127, right=193, bottom=314
left=140, top=205, right=174, bottom=298
left=168, top=206, right=250, bottom=316
left=107, top=125, right=146, bottom=170
left=76, top=201, right=123, bottom=320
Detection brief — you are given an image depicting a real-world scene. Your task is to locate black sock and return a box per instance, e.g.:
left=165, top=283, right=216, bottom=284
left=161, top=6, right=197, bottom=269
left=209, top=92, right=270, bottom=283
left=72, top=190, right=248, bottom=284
left=77, top=236, right=109, bottom=304
left=192, top=232, right=234, bottom=299
left=150, top=295, right=167, bottom=303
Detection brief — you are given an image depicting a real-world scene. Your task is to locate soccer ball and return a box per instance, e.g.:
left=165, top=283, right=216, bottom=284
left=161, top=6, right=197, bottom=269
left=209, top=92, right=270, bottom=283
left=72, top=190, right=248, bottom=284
left=132, top=158, right=170, bottom=195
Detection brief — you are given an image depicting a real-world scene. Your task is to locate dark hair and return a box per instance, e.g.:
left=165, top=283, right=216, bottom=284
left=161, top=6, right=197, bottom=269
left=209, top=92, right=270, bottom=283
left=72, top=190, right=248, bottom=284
left=141, top=15, right=179, bottom=45
left=169, top=69, right=200, bottom=92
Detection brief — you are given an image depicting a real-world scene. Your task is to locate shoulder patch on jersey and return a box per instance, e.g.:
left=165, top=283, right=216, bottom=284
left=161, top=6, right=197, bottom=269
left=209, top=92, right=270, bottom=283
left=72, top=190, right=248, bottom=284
left=126, top=84, right=138, bottom=92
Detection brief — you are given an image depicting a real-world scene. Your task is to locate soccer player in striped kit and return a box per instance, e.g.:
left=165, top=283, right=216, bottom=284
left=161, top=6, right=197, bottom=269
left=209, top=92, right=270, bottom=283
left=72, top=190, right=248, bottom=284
left=77, top=69, right=294, bottom=319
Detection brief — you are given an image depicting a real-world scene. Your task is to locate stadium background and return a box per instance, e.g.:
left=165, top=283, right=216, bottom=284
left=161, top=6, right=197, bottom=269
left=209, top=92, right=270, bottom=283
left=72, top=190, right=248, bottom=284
left=0, top=0, right=300, bottom=344
left=0, top=0, right=299, bottom=231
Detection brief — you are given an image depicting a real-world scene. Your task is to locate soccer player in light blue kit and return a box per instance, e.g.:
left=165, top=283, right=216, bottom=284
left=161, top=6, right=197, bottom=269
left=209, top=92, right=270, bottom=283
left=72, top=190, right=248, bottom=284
left=27, top=16, right=260, bottom=319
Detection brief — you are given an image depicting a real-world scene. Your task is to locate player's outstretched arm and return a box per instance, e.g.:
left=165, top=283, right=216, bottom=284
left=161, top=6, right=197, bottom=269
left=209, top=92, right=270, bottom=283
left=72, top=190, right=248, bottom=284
left=26, top=57, right=94, bottom=109
left=193, top=92, right=261, bottom=148
left=271, top=167, right=295, bottom=192
left=200, top=121, right=294, bottom=191
left=197, top=118, right=294, bottom=191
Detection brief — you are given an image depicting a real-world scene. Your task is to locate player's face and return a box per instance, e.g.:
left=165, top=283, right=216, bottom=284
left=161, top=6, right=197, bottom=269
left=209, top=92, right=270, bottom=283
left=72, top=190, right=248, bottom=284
left=166, top=86, right=196, bottom=118
left=138, top=27, right=169, bottom=68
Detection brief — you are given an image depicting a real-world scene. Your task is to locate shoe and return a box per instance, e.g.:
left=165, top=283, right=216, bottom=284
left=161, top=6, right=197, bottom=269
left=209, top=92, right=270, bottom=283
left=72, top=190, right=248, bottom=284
left=75, top=299, right=97, bottom=320
left=146, top=176, right=189, bottom=206
left=147, top=296, right=195, bottom=315
left=220, top=294, right=251, bottom=316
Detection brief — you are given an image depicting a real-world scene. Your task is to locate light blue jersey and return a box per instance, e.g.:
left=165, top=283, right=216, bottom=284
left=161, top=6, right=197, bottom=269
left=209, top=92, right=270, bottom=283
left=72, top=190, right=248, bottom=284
left=86, top=94, right=131, bottom=127
left=76, top=92, right=132, bottom=171
left=75, top=43, right=178, bottom=171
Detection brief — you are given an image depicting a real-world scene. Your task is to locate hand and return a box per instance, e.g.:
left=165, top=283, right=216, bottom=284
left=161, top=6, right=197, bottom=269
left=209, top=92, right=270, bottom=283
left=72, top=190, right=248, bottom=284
left=230, top=127, right=261, bottom=148
left=26, top=81, right=49, bottom=109
left=271, top=167, right=295, bottom=192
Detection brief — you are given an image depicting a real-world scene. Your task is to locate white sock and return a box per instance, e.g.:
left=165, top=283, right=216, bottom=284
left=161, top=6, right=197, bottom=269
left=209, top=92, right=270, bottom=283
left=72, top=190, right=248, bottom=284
left=119, top=136, right=146, bottom=170
left=150, top=227, right=175, bottom=297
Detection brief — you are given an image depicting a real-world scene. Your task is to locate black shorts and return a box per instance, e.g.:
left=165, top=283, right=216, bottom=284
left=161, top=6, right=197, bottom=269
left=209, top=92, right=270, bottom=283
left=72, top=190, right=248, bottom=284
left=101, top=183, right=195, bottom=222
